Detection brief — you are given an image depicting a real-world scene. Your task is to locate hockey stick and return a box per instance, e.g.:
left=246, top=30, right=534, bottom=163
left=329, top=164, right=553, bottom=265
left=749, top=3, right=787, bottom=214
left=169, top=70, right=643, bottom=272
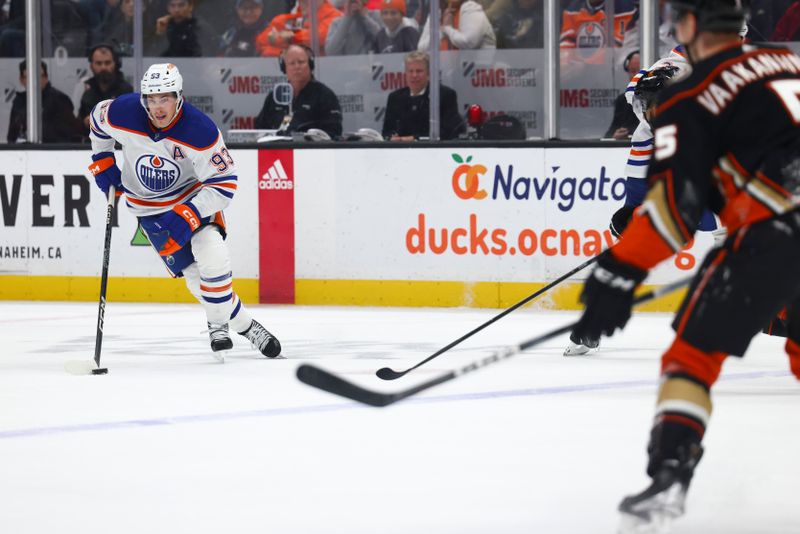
left=297, top=276, right=692, bottom=407
left=376, top=255, right=599, bottom=380
left=65, top=186, right=115, bottom=376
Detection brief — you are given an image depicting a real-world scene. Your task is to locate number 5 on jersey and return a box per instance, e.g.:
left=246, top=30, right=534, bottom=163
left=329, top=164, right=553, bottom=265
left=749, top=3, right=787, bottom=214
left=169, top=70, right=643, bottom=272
left=768, top=79, right=800, bottom=123
left=655, top=124, right=677, bottom=161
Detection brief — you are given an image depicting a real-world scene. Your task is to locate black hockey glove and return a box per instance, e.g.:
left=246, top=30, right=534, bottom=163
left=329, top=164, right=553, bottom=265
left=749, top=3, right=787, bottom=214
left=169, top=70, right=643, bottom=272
left=609, top=205, right=635, bottom=238
left=573, top=251, right=648, bottom=340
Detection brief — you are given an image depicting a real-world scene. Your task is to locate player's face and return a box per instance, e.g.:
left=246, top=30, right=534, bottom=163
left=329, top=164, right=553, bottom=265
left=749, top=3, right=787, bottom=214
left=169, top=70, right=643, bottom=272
left=380, top=9, right=402, bottom=31
left=146, top=93, right=179, bottom=128
left=283, top=47, right=312, bottom=85
left=405, top=60, right=429, bottom=94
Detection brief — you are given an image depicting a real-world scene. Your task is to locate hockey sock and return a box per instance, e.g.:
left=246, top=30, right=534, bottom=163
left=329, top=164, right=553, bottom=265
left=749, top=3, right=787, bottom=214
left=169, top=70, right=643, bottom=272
left=190, top=226, right=234, bottom=325
left=228, top=292, right=254, bottom=333
left=646, top=337, right=726, bottom=478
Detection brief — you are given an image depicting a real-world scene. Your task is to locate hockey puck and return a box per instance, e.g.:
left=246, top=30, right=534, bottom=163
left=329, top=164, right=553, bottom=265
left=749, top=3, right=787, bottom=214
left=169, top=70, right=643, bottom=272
left=91, top=367, right=109, bottom=375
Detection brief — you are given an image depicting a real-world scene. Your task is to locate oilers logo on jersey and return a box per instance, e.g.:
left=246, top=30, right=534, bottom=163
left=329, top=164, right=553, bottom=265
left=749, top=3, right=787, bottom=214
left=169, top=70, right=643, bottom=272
left=135, top=154, right=181, bottom=192
left=576, top=22, right=605, bottom=49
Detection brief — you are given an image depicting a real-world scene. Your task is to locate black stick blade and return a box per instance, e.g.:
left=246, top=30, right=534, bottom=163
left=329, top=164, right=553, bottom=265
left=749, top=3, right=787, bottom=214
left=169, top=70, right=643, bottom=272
left=375, top=366, right=405, bottom=380
left=296, top=364, right=396, bottom=407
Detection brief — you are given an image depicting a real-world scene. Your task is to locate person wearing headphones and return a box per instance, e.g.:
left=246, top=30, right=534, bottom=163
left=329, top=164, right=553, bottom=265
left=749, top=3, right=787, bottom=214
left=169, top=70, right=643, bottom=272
left=254, top=44, right=343, bottom=138
left=78, top=44, right=134, bottom=134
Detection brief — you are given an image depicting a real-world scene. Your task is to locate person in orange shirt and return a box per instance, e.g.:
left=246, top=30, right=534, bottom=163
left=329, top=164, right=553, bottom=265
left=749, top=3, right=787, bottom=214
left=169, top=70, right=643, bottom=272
left=560, top=0, right=634, bottom=65
left=255, top=0, right=343, bottom=56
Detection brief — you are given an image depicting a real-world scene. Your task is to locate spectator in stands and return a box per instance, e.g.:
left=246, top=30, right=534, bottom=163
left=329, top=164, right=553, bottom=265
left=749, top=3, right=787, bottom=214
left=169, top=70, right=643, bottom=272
left=382, top=50, right=464, bottom=140
left=255, top=0, right=342, bottom=57
left=78, top=44, right=133, bottom=134
left=772, top=0, right=800, bottom=41
left=254, top=44, right=343, bottom=137
left=332, top=0, right=383, bottom=8
left=7, top=61, right=81, bottom=143
left=0, top=0, right=25, bottom=57
left=100, top=0, right=135, bottom=56
left=373, top=0, right=420, bottom=53
left=326, top=0, right=382, bottom=55
left=75, top=0, right=109, bottom=48
left=219, top=0, right=271, bottom=57
left=417, top=0, right=496, bottom=51
left=493, top=0, right=543, bottom=49
left=155, top=0, right=215, bottom=56
left=193, top=0, right=237, bottom=37
left=603, top=51, right=639, bottom=139
left=560, top=0, right=634, bottom=65
left=142, top=0, right=168, bottom=55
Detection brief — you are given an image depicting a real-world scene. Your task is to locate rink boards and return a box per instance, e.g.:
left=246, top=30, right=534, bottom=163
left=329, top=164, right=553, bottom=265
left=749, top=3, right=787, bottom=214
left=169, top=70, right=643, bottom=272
left=0, top=147, right=713, bottom=310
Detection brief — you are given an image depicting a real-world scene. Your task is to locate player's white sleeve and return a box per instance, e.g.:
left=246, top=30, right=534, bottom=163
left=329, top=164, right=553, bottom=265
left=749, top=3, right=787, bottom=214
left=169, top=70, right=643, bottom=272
left=624, top=121, right=654, bottom=207
left=88, top=99, right=117, bottom=154
left=187, top=131, right=238, bottom=217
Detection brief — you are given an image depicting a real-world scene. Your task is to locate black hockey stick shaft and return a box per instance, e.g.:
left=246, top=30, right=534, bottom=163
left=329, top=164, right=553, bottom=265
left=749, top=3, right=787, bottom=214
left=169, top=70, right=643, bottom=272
left=297, top=276, right=692, bottom=407
left=93, top=186, right=115, bottom=369
left=376, top=255, right=599, bottom=380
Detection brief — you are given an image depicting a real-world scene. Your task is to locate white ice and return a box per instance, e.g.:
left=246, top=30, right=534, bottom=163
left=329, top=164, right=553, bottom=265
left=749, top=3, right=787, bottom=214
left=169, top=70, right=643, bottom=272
left=1, top=301, right=799, bottom=534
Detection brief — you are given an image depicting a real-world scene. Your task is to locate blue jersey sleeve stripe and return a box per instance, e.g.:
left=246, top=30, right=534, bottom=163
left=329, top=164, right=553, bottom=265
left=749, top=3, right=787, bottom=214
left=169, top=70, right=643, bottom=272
left=631, top=138, right=654, bottom=147
left=627, top=160, right=650, bottom=166
left=90, top=113, right=111, bottom=137
left=90, top=127, right=112, bottom=140
left=204, top=175, right=238, bottom=185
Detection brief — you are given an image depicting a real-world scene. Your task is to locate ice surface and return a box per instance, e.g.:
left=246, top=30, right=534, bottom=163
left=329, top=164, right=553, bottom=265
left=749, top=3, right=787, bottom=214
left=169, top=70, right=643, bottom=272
left=1, top=301, right=798, bottom=534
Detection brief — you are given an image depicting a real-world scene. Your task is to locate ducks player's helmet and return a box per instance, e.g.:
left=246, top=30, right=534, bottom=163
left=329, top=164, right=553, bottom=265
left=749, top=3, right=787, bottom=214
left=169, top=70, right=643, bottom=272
left=667, top=0, right=748, bottom=33
left=140, top=63, right=184, bottom=122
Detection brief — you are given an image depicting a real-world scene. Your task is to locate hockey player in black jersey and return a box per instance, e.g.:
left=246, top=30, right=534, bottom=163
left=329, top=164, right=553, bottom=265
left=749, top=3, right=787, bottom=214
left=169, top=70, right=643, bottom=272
left=571, top=0, right=800, bottom=531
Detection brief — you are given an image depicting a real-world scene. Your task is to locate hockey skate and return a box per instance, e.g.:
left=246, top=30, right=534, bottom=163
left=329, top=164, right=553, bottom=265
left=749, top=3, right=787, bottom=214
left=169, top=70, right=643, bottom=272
left=563, top=331, right=600, bottom=356
left=208, top=322, right=233, bottom=363
left=617, top=446, right=703, bottom=534
left=239, top=319, right=282, bottom=358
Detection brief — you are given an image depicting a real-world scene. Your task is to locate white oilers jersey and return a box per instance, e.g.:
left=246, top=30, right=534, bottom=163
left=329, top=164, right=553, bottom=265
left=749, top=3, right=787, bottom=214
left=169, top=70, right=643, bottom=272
left=89, top=93, right=238, bottom=218
left=623, top=46, right=690, bottom=194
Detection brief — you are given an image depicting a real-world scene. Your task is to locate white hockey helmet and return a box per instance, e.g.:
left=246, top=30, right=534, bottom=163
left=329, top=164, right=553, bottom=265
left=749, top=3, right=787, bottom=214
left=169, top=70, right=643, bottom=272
left=140, top=63, right=184, bottom=121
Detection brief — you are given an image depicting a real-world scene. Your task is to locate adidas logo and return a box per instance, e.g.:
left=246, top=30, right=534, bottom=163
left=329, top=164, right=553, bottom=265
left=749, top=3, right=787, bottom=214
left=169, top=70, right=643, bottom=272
left=259, top=158, right=294, bottom=190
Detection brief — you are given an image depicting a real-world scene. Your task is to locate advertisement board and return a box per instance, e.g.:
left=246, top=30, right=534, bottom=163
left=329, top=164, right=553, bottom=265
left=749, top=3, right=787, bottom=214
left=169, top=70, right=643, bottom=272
left=293, top=146, right=713, bottom=286
left=2, top=146, right=708, bottom=309
left=0, top=149, right=259, bottom=301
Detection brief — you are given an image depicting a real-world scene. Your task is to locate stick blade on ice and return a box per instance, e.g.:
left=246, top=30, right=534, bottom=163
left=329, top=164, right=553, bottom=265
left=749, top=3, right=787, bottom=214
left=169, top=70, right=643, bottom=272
left=64, top=360, right=108, bottom=375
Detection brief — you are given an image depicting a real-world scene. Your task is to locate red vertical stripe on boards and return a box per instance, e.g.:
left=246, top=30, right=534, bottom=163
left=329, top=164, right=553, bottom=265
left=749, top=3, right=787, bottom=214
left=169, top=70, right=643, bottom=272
left=258, top=149, right=295, bottom=303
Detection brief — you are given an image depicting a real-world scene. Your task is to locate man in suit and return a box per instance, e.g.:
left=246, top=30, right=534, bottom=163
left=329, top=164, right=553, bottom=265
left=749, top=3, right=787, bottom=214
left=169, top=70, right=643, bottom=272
left=382, top=50, right=464, bottom=140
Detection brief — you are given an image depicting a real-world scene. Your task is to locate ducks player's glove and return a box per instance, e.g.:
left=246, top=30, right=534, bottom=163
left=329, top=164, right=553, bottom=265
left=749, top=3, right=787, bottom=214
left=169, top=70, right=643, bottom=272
left=88, top=152, right=123, bottom=195
left=152, top=202, right=202, bottom=251
left=573, top=251, right=647, bottom=340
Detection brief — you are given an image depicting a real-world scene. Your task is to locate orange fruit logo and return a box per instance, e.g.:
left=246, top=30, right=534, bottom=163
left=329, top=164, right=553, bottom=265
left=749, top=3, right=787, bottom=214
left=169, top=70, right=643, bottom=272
left=450, top=154, right=487, bottom=200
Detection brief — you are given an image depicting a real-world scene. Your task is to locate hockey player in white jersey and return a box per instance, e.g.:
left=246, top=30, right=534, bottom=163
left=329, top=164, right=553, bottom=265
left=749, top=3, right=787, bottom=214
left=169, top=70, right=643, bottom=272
left=564, top=45, right=726, bottom=357
left=88, top=63, right=281, bottom=361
